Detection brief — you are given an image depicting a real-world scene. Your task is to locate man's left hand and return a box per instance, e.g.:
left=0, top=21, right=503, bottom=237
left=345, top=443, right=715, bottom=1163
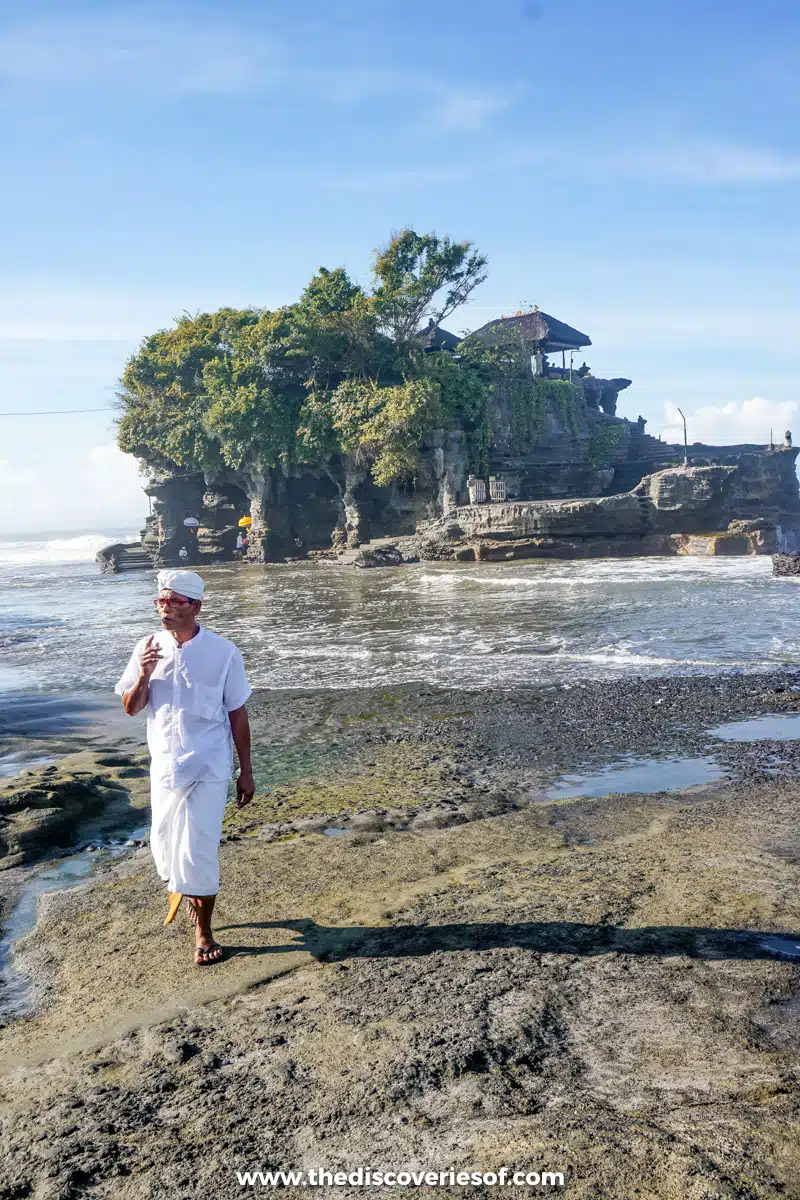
left=235, top=769, right=255, bottom=808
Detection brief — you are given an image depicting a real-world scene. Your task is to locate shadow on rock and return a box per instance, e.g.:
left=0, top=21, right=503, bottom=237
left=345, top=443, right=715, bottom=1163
left=217, top=917, right=800, bottom=962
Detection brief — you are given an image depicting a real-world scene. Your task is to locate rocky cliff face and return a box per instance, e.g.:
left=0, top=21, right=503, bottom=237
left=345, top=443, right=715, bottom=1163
left=136, top=430, right=470, bottom=566
left=635, top=453, right=800, bottom=532
left=129, top=375, right=674, bottom=564
left=125, top=358, right=799, bottom=566
left=485, top=374, right=672, bottom=502
left=414, top=453, right=800, bottom=562
left=632, top=465, right=738, bottom=533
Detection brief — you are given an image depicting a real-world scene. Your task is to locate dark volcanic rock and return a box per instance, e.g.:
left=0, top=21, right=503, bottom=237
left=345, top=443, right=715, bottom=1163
left=0, top=760, right=143, bottom=868
left=353, top=545, right=404, bottom=568
left=7, top=676, right=800, bottom=1195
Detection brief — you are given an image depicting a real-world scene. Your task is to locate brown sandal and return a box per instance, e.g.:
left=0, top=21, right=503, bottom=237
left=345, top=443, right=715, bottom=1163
left=195, top=941, right=224, bottom=966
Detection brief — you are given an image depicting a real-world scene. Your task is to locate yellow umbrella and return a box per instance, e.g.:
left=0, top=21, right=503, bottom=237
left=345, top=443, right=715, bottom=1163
left=238, top=516, right=253, bottom=527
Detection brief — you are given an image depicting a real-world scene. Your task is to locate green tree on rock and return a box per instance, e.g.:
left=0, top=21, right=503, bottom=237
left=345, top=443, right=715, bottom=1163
left=371, top=229, right=488, bottom=350
left=116, top=228, right=492, bottom=487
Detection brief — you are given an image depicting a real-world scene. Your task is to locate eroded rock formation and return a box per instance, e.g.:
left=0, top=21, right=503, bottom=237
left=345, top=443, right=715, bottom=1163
left=0, top=754, right=148, bottom=869
left=414, top=455, right=800, bottom=562
left=127, top=377, right=675, bottom=566
left=118, top=309, right=800, bottom=566
left=133, top=430, right=471, bottom=566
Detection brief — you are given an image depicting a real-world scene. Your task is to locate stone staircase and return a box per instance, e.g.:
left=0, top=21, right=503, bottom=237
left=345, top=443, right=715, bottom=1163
left=96, top=542, right=154, bottom=575
left=635, top=433, right=676, bottom=460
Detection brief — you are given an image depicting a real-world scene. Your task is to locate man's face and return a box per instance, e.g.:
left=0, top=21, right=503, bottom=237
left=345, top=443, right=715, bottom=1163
left=154, top=589, right=201, bottom=632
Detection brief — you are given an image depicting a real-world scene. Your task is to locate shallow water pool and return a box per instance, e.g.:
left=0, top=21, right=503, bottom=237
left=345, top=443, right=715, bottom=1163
left=544, top=755, right=724, bottom=801
left=759, top=935, right=800, bottom=959
left=0, top=829, right=147, bottom=1019
left=708, top=714, right=800, bottom=741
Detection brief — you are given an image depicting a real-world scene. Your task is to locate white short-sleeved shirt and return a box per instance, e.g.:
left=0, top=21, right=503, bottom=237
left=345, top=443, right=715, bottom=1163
left=115, top=626, right=251, bottom=789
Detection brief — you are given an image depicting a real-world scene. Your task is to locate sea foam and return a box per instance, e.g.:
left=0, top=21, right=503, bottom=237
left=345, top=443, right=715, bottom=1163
left=0, top=532, right=138, bottom=568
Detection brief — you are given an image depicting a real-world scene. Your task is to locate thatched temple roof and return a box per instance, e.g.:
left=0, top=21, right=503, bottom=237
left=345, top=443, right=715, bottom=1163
left=473, top=309, right=592, bottom=353
left=415, top=320, right=462, bottom=352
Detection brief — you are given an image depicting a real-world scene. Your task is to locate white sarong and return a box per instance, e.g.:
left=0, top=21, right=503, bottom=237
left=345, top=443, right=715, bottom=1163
left=150, top=780, right=229, bottom=895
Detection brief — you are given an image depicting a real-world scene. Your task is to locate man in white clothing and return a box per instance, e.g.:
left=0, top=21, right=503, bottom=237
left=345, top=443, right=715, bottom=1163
left=115, top=569, right=254, bottom=965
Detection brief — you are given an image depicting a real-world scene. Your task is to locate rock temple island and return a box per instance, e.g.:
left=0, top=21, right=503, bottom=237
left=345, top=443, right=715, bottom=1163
left=101, top=306, right=800, bottom=572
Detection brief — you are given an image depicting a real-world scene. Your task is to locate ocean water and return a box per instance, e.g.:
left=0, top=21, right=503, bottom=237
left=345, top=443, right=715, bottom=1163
left=0, top=531, right=799, bottom=696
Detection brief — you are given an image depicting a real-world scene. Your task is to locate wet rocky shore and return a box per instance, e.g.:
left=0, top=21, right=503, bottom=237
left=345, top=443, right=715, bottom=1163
left=2, top=672, right=800, bottom=1197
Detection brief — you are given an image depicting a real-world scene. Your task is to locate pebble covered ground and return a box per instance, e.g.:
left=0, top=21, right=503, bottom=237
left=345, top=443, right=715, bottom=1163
left=2, top=671, right=800, bottom=1198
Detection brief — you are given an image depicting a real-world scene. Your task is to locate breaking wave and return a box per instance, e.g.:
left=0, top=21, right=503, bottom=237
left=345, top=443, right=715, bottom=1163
left=0, top=532, right=138, bottom=568
left=1, top=551, right=799, bottom=694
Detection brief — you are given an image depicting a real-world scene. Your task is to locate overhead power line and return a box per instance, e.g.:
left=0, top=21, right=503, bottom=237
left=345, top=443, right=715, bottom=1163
left=0, top=407, right=116, bottom=416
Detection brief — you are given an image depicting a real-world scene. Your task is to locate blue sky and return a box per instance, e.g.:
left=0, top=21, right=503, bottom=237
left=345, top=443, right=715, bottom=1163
left=2, top=0, right=799, bottom=533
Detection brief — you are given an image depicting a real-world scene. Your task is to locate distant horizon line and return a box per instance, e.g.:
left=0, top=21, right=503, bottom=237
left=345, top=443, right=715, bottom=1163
left=0, top=524, right=141, bottom=540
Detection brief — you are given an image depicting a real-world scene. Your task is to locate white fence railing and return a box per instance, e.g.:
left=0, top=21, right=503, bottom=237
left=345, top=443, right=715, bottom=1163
left=467, top=476, right=506, bottom=504
left=489, top=477, right=506, bottom=502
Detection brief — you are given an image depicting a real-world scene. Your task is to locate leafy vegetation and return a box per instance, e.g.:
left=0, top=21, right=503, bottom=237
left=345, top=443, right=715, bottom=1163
left=457, top=322, right=581, bottom=445
left=116, top=228, right=592, bottom=489
left=117, top=231, right=491, bottom=484
left=587, top=422, right=627, bottom=466
left=371, top=229, right=487, bottom=348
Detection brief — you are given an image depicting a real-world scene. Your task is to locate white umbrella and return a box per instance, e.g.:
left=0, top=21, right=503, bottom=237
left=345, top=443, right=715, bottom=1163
left=182, top=517, right=200, bottom=527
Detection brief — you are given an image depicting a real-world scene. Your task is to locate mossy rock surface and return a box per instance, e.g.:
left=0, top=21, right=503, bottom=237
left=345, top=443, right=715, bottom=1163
left=0, top=752, right=149, bottom=867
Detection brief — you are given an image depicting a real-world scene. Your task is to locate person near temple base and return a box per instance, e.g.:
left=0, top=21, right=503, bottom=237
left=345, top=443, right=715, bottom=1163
left=115, top=569, right=254, bottom=965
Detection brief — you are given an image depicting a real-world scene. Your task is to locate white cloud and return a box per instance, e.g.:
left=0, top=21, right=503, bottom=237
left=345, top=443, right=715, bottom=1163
left=582, top=142, right=800, bottom=185
left=0, top=443, right=145, bottom=533
left=314, top=71, right=515, bottom=133
left=330, top=164, right=476, bottom=191
left=430, top=86, right=516, bottom=134
left=0, top=460, right=41, bottom=487
left=658, top=396, right=799, bottom=446
left=0, top=12, right=280, bottom=95
left=586, top=307, right=800, bottom=352
left=0, top=285, right=252, bottom=342
left=0, top=13, right=515, bottom=133
left=486, top=137, right=800, bottom=188
left=87, top=442, right=142, bottom=482
left=325, top=133, right=800, bottom=194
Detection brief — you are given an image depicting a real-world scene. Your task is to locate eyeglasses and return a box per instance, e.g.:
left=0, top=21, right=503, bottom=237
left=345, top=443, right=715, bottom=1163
left=153, top=596, right=194, bottom=609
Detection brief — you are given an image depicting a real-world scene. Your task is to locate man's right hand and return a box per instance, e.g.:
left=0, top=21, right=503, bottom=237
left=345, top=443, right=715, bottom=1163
left=139, top=635, right=162, bottom=680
